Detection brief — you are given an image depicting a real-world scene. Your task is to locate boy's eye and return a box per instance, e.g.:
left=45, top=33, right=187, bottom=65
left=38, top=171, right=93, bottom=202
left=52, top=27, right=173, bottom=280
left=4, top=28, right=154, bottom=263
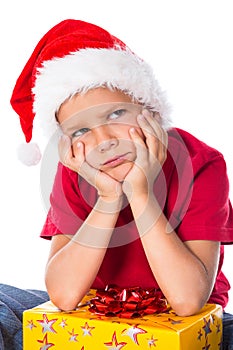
left=71, top=128, right=90, bottom=138
left=108, top=109, right=126, bottom=120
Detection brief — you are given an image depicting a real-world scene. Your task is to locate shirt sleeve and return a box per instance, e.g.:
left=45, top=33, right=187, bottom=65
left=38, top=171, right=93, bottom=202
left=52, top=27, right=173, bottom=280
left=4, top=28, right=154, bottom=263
left=176, top=152, right=233, bottom=243
left=40, top=162, right=93, bottom=239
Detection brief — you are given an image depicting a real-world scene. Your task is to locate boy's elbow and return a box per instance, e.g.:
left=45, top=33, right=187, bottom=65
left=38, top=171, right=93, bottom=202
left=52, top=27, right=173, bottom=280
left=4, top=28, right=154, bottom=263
left=46, top=284, right=85, bottom=312
left=170, top=297, right=205, bottom=317
left=45, top=275, right=87, bottom=311
left=49, top=292, right=83, bottom=312
left=173, top=303, right=200, bottom=317
left=51, top=297, right=78, bottom=312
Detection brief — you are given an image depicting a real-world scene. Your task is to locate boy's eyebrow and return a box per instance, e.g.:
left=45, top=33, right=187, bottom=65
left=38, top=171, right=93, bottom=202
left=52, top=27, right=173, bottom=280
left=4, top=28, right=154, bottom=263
left=60, top=102, right=142, bottom=133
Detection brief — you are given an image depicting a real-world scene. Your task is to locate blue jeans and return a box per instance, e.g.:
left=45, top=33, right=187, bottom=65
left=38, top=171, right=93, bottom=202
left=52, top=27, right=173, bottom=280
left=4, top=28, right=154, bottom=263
left=0, top=284, right=49, bottom=350
left=223, top=312, right=233, bottom=350
left=0, top=283, right=233, bottom=349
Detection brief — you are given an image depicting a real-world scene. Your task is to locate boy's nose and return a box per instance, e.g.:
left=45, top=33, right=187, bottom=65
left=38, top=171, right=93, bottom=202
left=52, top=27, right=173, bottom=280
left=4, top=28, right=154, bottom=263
left=97, top=139, right=119, bottom=153
left=94, top=125, right=119, bottom=153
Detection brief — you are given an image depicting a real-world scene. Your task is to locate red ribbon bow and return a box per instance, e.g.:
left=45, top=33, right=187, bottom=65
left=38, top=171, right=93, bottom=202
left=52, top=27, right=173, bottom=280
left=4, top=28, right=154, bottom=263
left=89, top=285, right=168, bottom=318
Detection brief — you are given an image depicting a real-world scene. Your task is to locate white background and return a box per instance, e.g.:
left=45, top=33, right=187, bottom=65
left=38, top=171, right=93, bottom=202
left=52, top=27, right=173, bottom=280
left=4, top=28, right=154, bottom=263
left=0, top=0, right=232, bottom=312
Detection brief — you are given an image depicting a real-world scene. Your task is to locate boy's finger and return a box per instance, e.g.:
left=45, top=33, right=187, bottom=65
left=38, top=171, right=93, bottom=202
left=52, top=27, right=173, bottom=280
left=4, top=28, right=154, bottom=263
left=136, top=114, right=161, bottom=156
left=137, top=113, right=155, bottom=137
left=73, top=142, right=85, bottom=164
left=140, top=111, right=164, bottom=142
left=140, top=111, right=168, bottom=159
left=58, top=135, right=73, bottom=165
left=129, top=127, right=148, bottom=163
left=72, top=142, right=101, bottom=184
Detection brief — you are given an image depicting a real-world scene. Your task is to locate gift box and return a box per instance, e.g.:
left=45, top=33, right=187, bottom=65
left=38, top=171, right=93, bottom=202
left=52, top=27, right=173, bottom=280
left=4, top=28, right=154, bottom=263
left=23, top=289, right=222, bottom=350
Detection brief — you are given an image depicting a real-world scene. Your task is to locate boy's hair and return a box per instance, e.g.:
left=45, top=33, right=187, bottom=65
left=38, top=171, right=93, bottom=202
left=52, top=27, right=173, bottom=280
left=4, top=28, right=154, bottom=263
left=10, top=19, right=171, bottom=165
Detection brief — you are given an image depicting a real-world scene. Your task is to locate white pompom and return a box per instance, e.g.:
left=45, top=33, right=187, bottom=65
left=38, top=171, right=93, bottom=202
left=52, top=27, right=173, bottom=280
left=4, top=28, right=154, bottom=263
left=17, top=142, right=42, bottom=166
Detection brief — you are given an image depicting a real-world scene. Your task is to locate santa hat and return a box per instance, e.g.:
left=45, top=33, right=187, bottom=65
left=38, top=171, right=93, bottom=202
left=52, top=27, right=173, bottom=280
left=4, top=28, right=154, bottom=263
left=10, top=19, right=171, bottom=166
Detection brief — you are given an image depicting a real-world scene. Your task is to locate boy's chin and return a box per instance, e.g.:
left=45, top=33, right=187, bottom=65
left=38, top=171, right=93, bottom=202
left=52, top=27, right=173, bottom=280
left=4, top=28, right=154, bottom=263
left=104, top=162, right=133, bottom=182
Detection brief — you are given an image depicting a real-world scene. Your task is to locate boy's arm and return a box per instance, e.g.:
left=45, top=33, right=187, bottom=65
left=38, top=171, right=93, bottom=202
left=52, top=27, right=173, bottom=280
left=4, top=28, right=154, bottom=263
left=123, top=110, right=220, bottom=316
left=45, top=136, right=123, bottom=311
left=129, top=193, right=220, bottom=317
left=45, top=195, right=122, bottom=311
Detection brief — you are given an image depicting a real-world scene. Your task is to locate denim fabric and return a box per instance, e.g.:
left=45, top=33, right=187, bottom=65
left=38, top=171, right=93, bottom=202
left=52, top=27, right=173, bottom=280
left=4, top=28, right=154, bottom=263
left=0, top=284, right=49, bottom=350
left=222, top=312, right=233, bottom=350
left=0, top=283, right=233, bottom=350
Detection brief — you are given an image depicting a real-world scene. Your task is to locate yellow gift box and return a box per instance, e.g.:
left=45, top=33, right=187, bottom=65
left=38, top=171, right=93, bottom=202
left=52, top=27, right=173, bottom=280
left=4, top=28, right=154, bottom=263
left=23, top=289, right=222, bottom=350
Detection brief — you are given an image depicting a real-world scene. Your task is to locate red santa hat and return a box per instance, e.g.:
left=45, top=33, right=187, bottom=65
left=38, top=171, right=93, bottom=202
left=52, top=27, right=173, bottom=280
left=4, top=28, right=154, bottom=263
left=10, top=19, right=171, bottom=165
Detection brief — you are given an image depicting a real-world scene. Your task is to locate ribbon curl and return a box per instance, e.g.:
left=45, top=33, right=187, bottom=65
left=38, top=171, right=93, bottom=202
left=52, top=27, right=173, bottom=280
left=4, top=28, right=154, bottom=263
left=89, top=285, right=168, bottom=318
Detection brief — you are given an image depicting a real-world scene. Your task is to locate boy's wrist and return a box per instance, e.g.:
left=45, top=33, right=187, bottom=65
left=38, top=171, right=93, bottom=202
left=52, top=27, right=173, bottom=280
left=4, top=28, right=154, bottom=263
left=96, top=195, right=123, bottom=214
left=125, top=190, right=153, bottom=205
left=128, top=191, right=159, bottom=217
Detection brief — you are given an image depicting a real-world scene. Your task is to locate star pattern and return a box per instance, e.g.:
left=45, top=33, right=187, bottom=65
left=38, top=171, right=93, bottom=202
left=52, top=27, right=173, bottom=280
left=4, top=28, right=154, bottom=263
left=81, top=322, right=95, bottom=336
left=216, top=322, right=221, bottom=333
left=197, top=329, right=203, bottom=341
left=202, top=318, right=212, bottom=337
left=26, top=319, right=37, bottom=330
left=147, top=334, right=158, bottom=347
left=37, top=334, right=55, bottom=350
left=59, top=318, right=68, bottom=328
left=24, top=296, right=222, bottom=349
left=121, top=325, right=147, bottom=345
left=202, top=339, right=211, bottom=350
left=104, top=331, right=127, bottom=350
left=167, top=318, right=184, bottom=325
left=37, top=314, right=57, bottom=334
left=68, top=328, right=79, bottom=342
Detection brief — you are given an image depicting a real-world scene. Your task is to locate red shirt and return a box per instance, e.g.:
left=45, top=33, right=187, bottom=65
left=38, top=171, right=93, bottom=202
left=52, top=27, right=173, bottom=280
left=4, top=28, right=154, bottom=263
left=41, top=128, right=233, bottom=309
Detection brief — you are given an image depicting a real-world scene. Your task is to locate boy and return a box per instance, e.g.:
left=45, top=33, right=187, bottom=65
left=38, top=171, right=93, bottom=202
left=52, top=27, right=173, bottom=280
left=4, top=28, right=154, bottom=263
left=2, top=19, right=233, bottom=349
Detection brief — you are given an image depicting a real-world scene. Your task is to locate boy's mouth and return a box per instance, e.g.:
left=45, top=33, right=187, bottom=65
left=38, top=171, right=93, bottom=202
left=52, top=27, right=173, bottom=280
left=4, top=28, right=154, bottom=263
left=102, top=153, right=130, bottom=167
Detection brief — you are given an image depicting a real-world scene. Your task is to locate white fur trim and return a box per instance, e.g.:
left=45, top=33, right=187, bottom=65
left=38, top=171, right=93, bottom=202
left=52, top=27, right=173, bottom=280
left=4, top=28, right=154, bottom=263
left=17, top=142, right=41, bottom=166
left=32, top=48, right=171, bottom=138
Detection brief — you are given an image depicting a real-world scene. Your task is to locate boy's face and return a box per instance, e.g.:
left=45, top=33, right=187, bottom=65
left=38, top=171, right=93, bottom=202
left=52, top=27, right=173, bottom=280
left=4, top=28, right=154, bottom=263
left=57, top=88, right=144, bottom=181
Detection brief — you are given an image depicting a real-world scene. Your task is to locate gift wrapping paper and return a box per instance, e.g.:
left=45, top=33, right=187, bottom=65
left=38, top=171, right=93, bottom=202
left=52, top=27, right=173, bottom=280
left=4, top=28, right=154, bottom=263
left=23, top=289, right=222, bottom=349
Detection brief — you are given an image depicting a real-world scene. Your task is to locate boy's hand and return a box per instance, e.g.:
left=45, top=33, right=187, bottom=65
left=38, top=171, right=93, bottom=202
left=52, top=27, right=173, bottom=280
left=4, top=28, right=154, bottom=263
left=58, top=136, right=123, bottom=201
left=122, top=109, right=168, bottom=200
